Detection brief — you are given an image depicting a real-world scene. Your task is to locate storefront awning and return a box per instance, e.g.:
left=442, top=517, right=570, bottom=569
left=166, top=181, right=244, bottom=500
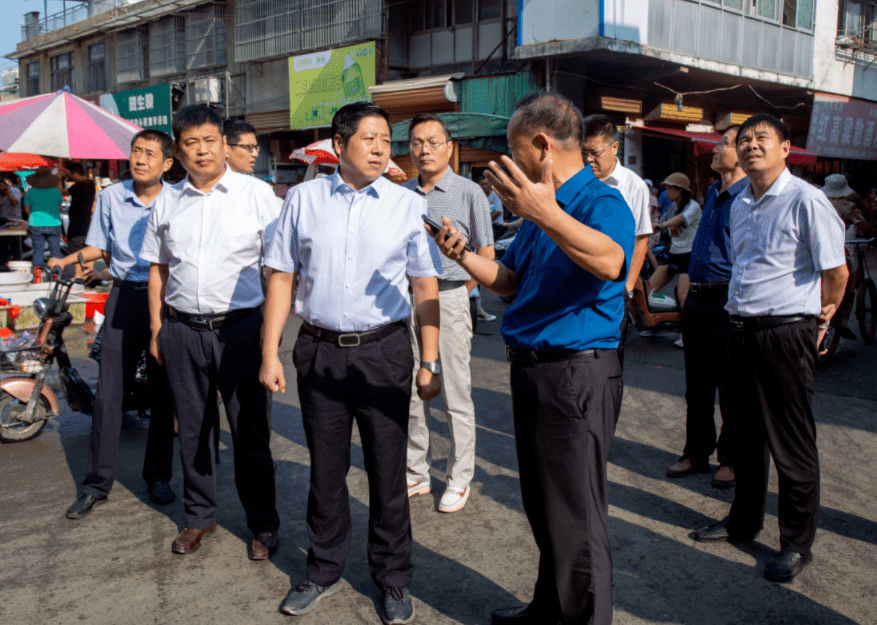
left=391, top=113, right=510, bottom=157
left=636, top=126, right=817, bottom=165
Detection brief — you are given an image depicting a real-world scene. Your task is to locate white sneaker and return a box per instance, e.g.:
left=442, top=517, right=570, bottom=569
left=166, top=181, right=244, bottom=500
left=406, top=478, right=430, bottom=498
left=477, top=309, right=497, bottom=321
left=639, top=329, right=657, bottom=337
left=674, top=336, right=684, bottom=348
left=438, top=486, right=470, bottom=513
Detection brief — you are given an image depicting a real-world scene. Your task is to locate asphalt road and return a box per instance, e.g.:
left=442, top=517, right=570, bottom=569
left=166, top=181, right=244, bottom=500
left=1, top=289, right=875, bottom=625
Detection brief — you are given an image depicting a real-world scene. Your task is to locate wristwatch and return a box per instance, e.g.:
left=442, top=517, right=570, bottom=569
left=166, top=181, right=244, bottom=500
left=420, top=361, right=442, bottom=375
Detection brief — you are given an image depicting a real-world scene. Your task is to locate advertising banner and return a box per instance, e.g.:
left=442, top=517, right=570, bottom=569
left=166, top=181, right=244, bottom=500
left=288, top=42, right=376, bottom=130
left=807, top=92, right=877, bottom=161
left=99, top=84, right=172, bottom=135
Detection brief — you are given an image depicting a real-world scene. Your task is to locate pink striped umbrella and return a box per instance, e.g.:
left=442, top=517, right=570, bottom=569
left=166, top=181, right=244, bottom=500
left=291, top=139, right=407, bottom=178
left=0, top=90, right=142, bottom=159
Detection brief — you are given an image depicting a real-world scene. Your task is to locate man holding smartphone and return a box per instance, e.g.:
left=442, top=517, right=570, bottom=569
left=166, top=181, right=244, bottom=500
left=404, top=113, right=494, bottom=514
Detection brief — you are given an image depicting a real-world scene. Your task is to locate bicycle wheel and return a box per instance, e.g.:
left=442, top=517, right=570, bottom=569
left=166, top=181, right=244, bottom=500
left=818, top=322, right=840, bottom=365
left=857, top=278, right=877, bottom=343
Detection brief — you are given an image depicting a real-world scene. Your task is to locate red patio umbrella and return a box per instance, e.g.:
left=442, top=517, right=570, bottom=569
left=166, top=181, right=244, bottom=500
left=0, top=152, right=58, bottom=171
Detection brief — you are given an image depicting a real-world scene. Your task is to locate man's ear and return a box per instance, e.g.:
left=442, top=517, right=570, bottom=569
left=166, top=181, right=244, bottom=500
left=534, top=132, right=550, bottom=159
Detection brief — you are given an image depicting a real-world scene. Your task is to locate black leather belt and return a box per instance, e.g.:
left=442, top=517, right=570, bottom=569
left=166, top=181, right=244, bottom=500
left=303, top=319, right=405, bottom=347
left=506, top=347, right=596, bottom=364
left=729, top=314, right=813, bottom=332
left=169, top=307, right=259, bottom=331
left=689, top=281, right=729, bottom=293
left=112, top=278, right=149, bottom=291
left=438, top=280, right=467, bottom=292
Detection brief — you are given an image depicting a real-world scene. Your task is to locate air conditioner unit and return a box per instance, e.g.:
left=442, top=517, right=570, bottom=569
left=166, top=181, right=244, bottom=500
left=193, top=77, right=222, bottom=104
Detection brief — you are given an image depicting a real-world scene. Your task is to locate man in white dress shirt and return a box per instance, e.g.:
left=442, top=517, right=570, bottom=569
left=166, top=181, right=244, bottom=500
left=141, top=105, right=281, bottom=560
left=694, top=114, right=847, bottom=583
left=581, top=114, right=652, bottom=364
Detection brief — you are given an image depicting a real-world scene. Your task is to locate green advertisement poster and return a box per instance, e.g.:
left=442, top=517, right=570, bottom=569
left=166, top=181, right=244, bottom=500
left=288, top=42, right=376, bottom=130
left=99, top=84, right=172, bottom=135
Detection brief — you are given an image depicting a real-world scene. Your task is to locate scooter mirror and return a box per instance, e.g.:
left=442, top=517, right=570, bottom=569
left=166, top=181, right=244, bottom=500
left=33, top=297, right=52, bottom=320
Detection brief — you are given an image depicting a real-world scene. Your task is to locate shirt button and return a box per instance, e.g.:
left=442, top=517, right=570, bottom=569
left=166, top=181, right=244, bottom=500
left=346, top=284, right=350, bottom=288
left=344, top=313, right=349, bottom=317
left=348, top=255, right=352, bottom=259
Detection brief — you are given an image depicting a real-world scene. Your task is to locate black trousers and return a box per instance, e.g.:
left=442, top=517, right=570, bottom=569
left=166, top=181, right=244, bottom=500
left=293, top=324, right=414, bottom=591
left=510, top=349, right=623, bottom=625
left=82, top=287, right=174, bottom=499
left=680, top=288, right=735, bottom=466
left=160, top=310, right=279, bottom=533
left=616, top=291, right=632, bottom=369
left=727, top=318, right=820, bottom=555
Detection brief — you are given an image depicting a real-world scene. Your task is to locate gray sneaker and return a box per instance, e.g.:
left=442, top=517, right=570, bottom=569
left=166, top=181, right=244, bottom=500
left=280, top=578, right=342, bottom=616
left=382, top=586, right=414, bottom=624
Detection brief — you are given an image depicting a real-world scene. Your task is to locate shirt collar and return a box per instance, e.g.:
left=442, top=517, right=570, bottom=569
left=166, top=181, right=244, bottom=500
left=602, top=158, right=622, bottom=184
left=427, top=167, right=455, bottom=193
left=330, top=169, right=385, bottom=198
left=741, top=168, right=791, bottom=207
left=122, top=178, right=166, bottom=208
left=181, top=164, right=233, bottom=197
left=556, top=166, right=596, bottom=208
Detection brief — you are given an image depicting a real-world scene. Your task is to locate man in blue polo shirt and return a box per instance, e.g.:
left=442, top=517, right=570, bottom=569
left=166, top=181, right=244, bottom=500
left=666, top=125, right=747, bottom=489
left=432, top=91, right=633, bottom=625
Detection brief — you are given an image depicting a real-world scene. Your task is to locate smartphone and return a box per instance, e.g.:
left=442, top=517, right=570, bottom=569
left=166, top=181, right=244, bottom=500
left=422, top=215, right=474, bottom=252
left=77, top=252, right=88, bottom=271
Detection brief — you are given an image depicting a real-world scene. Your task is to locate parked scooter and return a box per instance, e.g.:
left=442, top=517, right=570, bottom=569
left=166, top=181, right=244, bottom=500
left=0, top=272, right=95, bottom=442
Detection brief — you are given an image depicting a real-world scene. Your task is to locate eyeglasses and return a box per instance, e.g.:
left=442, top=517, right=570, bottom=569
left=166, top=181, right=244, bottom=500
left=409, top=140, right=448, bottom=152
left=582, top=142, right=617, bottom=160
left=229, top=143, right=260, bottom=154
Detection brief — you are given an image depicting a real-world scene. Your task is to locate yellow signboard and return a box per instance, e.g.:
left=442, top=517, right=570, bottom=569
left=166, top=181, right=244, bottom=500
left=288, top=42, right=376, bottom=129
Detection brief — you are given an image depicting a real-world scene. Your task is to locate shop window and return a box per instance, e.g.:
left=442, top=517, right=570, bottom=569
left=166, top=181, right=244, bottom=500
left=27, top=62, right=39, bottom=96
left=50, top=51, right=74, bottom=92
left=88, top=43, right=106, bottom=93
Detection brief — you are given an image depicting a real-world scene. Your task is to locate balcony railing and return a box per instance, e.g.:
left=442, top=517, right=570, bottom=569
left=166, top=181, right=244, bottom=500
left=21, top=0, right=128, bottom=42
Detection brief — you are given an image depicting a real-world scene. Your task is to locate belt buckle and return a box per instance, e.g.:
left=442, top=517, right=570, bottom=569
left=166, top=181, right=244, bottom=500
left=337, top=333, right=361, bottom=347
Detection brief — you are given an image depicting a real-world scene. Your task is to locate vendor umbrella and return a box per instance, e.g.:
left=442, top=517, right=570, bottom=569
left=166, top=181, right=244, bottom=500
left=291, top=139, right=407, bottom=178
left=0, top=151, right=58, bottom=171
left=0, top=88, right=142, bottom=159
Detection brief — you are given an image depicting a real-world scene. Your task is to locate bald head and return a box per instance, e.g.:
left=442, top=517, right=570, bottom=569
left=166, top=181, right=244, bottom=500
left=510, top=91, right=583, bottom=150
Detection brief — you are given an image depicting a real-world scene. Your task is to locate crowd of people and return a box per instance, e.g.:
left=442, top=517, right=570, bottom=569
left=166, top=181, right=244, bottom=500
left=24, top=90, right=863, bottom=625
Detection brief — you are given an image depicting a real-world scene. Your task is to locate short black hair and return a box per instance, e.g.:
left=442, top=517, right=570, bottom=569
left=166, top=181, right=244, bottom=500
left=68, top=163, right=85, bottom=176
left=223, top=119, right=257, bottom=144
left=581, top=114, right=619, bottom=143
left=738, top=114, right=790, bottom=144
left=331, top=102, right=391, bottom=150
left=512, top=91, right=583, bottom=145
left=407, top=112, right=452, bottom=142
left=131, top=129, right=174, bottom=160
left=172, top=105, right=223, bottom=144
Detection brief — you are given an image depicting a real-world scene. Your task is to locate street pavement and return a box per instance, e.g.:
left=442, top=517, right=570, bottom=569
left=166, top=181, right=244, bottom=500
left=1, top=289, right=875, bottom=625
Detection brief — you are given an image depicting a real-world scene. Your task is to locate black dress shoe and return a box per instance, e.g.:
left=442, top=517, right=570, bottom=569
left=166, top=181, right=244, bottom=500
left=66, top=494, right=107, bottom=520
left=764, top=549, right=813, bottom=582
left=148, top=480, right=175, bottom=506
left=694, top=518, right=757, bottom=543
left=492, top=603, right=559, bottom=625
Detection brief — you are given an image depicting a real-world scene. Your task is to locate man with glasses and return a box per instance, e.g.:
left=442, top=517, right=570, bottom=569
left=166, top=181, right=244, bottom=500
left=404, top=113, right=494, bottom=514
left=665, top=126, right=747, bottom=488
left=581, top=114, right=651, bottom=364
left=224, top=119, right=260, bottom=175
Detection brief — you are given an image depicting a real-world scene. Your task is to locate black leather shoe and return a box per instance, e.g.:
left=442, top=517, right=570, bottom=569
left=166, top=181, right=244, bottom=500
left=492, top=603, right=560, bottom=625
left=66, top=494, right=107, bottom=520
left=694, top=518, right=757, bottom=543
left=764, top=549, right=813, bottom=582
left=148, top=481, right=175, bottom=506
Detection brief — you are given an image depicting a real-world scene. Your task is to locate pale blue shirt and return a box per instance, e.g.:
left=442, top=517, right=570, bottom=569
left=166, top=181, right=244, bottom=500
left=140, top=166, right=281, bottom=314
left=85, top=180, right=170, bottom=282
left=263, top=171, right=442, bottom=332
left=725, top=168, right=846, bottom=317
